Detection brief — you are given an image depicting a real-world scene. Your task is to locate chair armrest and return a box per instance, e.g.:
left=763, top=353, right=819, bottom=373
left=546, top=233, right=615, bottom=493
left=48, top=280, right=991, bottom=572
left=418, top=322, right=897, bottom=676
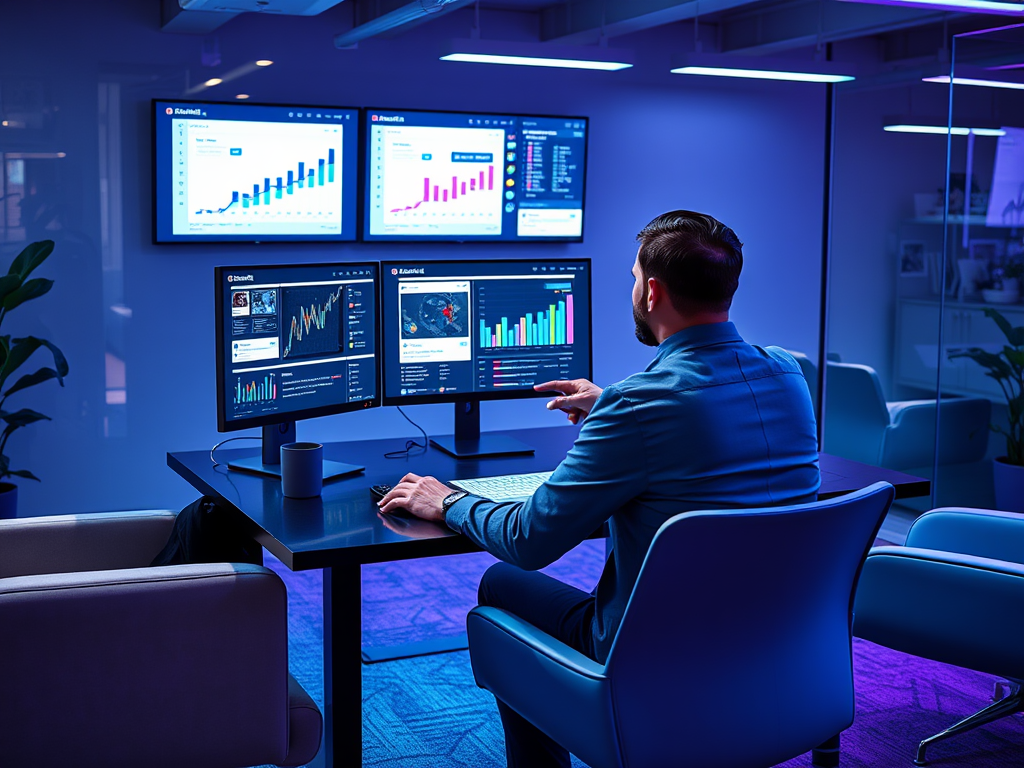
left=467, top=606, right=622, bottom=768
left=0, top=563, right=291, bottom=767
left=881, top=398, right=990, bottom=468
left=906, top=507, right=1024, bottom=563
left=853, top=546, right=1024, bottom=680
left=0, top=510, right=177, bottom=578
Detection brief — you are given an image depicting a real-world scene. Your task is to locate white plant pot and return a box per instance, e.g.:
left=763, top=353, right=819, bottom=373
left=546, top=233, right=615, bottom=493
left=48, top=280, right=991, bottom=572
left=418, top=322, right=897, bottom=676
left=992, top=457, right=1024, bottom=513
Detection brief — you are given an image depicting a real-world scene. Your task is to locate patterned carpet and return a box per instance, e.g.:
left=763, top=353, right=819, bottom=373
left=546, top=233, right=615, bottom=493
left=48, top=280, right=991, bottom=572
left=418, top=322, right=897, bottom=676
left=264, top=540, right=1024, bottom=768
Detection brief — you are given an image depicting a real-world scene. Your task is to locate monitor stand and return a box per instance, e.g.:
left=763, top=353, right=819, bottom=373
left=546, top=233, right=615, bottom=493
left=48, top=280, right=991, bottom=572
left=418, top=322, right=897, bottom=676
left=227, top=422, right=365, bottom=480
left=430, top=401, right=535, bottom=459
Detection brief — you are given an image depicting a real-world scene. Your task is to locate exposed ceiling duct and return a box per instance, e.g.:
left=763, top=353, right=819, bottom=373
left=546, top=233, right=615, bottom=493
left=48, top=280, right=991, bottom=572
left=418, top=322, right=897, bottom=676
left=161, top=0, right=347, bottom=34
left=333, top=0, right=476, bottom=48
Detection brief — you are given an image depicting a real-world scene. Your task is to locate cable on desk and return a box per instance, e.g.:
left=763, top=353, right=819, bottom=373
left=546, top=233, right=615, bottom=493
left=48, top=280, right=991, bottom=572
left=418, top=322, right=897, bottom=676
left=385, top=407, right=429, bottom=459
left=210, top=436, right=261, bottom=468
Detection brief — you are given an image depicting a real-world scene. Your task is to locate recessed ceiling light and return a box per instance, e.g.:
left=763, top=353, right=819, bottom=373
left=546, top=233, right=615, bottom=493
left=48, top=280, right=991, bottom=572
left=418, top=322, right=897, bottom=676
left=923, top=75, right=1024, bottom=91
left=256, top=60, right=273, bottom=67
left=205, top=78, right=223, bottom=87
left=236, top=94, right=250, bottom=99
left=838, top=0, right=1024, bottom=13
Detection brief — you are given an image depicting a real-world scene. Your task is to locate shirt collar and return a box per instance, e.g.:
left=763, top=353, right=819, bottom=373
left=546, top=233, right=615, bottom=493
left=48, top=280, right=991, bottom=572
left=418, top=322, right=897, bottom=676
left=647, top=321, right=743, bottom=369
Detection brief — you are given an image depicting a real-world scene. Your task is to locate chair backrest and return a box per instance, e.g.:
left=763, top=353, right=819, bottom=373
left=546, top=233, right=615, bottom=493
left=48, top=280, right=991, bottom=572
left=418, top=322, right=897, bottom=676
left=824, top=362, right=891, bottom=464
left=604, top=482, right=895, bottom=768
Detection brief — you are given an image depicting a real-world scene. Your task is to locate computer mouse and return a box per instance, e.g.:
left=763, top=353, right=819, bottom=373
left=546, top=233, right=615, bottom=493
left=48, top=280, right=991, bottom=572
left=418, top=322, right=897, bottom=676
left=369, top=484, right=392, bottom=502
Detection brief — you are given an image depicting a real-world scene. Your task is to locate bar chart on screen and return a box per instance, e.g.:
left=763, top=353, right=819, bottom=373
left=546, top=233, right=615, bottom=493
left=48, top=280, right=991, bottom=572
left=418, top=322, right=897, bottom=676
left=177, top=118, right=345, bottom=237
left=476, top=279, right=576, bottom=349
left=371, top=124, right=505, bottom=236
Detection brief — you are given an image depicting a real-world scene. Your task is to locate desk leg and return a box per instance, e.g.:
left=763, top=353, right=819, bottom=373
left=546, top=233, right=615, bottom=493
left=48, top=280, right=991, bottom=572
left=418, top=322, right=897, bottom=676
left=323, top=564, right=361, bottom=767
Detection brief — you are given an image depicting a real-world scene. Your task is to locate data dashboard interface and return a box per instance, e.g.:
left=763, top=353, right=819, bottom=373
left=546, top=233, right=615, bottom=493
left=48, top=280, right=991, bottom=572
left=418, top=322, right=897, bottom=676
left=154, top=100, right=359, bottom=243
left=381, top=259, right=592, bottom=405
left=365, top=110, right=588, bottom=242
left=216, top=262, right=379, bottom=431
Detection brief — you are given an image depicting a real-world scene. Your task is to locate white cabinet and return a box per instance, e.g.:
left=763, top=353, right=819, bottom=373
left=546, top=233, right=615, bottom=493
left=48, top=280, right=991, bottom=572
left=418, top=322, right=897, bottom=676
left=896, top=298, right=1024, bottom=398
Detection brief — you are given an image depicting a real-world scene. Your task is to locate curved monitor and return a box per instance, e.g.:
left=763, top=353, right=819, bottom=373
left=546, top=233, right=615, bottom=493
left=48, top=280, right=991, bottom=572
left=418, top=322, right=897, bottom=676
left=215, top=261, right=379, bottom=432
left=364, top=109, right=588, bottom=242
left=154, top=100, right=360, bottom=243
left=381, top=258, right=592, bottom=406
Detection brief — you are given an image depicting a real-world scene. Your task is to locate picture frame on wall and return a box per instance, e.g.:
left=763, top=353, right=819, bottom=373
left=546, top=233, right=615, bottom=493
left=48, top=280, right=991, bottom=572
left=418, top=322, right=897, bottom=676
left=899, top=241, right=927, bottom=277
left=968, top=239, right=1002, bottom=263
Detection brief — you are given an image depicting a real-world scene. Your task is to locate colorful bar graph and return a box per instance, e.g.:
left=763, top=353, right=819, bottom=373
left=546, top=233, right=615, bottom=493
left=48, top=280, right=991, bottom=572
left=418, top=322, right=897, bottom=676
left=478, top=296, right=575, bottom=348
left=234, top=373, right=276, bottom=405
left=195, top=148, right=338, bottom=215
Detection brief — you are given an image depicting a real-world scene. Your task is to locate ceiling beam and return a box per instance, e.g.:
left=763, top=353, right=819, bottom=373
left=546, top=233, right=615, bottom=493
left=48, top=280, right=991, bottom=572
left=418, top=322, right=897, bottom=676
left=719, top=2, right=957, bottom=54
left=539, top=0, right=754, bottom=44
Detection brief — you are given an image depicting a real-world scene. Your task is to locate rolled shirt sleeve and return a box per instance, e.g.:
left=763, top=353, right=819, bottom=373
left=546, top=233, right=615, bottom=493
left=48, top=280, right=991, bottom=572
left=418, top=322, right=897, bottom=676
left=443, top=385, right=649, bottom=571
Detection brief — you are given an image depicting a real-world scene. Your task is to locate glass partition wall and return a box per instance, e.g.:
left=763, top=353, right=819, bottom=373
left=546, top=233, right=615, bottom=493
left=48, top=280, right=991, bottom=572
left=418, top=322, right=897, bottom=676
left=941, top=24, right=1024, bottom=514
left=825, top=22, right=1024, bottom=529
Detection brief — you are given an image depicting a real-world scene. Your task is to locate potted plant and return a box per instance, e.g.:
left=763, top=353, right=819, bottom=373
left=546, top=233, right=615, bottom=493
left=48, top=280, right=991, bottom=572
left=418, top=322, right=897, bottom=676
left=0, top=240, right=69, bottom=518
left=948, top=307, right=1023, bottom=512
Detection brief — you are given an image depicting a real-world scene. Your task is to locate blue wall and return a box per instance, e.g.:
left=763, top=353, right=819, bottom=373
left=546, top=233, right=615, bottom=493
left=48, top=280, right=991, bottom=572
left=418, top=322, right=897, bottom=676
left=0, top=1, right=826, bottom=516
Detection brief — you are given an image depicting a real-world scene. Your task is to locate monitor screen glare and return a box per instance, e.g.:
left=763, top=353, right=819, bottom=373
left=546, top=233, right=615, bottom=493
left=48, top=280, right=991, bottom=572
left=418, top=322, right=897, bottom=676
left=216, top=262, right=379, bottom=431
left=381, top=259, right=592, bottom=404
left=365, top=110, right=588, bottom=242
left=154, top=100, right=360, bottom=243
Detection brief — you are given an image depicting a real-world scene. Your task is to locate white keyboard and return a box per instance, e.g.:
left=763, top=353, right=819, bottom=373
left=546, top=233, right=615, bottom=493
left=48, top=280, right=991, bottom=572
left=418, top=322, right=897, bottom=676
left=451, top=471, right=553, bottom=502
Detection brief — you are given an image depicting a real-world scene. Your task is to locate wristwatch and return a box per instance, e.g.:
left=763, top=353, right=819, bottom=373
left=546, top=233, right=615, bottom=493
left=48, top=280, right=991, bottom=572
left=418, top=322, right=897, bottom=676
left=441, top=489, right=469, bottom=517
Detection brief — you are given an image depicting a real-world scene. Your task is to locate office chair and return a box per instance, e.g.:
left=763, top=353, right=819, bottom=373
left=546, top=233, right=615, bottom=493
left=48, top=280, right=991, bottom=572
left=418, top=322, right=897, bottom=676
left=854, top=507, right=1024, bottom=765
left=823, top=362, right=990, bottom=470
left=467, top=482, right=896, bottom=768
left=782, top=349, right=840, bottom=413
left=0, top=510, right=322, bottom=768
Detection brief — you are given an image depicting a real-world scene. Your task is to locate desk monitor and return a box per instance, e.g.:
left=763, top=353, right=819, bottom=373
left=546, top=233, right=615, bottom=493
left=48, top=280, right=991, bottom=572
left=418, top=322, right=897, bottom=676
left=154, top=99, right=360, bottom=243
left=381, top=258, right=592, bottom=457
left=364, top=109, right=588, bottom=243
left=215, top=261, right=379, bottom=478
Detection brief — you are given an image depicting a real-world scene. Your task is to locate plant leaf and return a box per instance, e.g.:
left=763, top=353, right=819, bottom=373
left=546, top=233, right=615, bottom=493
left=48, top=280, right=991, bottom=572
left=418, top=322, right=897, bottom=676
left=983, top=307, right=1024, bottom=348
left=0, top=337, right=68, bottom=391
left=3, top=367, right=63, bottom=398
left=7, top=469, right=40, bottom=482
left=2, top=278, right=53, bottom=313
left=0, top=274, right=23, bottom=309
left=1, top=408, right=50, bottom=428
left=9, top=240, right=53, bottom=281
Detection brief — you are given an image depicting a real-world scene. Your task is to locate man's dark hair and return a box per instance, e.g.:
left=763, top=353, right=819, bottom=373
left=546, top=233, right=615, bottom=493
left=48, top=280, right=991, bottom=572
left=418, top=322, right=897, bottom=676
left=636, top=210, right=744, bottom=315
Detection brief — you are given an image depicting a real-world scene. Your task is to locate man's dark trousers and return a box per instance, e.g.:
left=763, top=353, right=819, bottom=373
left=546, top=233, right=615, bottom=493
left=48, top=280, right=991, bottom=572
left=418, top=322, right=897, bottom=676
left=477, top=562, right=598, bottom=768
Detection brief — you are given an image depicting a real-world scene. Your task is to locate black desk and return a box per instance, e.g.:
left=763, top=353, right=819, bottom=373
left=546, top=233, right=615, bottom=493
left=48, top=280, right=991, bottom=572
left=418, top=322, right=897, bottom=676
left=167, top=426, right=929, bottom=768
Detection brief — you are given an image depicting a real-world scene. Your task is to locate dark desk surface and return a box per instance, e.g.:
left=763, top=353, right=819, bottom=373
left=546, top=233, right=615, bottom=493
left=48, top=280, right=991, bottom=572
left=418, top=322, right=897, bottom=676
left=167, top=426, right=929, bottom=571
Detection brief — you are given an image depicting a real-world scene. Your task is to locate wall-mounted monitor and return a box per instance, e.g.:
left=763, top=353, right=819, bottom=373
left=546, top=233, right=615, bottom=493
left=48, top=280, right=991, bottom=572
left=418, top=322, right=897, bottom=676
left=364, top=109, right=588, bottom=243
left=154, top=100, right=360, bottom=243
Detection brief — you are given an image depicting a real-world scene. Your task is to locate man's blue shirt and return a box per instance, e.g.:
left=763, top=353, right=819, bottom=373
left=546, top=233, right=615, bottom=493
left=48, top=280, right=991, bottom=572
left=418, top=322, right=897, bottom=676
left=445, top=321, right=820, bottom=662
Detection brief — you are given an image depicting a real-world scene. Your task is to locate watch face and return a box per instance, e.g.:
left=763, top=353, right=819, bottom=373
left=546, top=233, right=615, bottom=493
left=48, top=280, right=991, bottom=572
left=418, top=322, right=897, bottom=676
left=443, top=490, right=467, bottom=510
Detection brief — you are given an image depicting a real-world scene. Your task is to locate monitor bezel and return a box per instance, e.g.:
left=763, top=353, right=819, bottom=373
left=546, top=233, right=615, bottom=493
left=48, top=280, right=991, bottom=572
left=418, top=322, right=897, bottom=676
left=362, top=107, right=590, bottom=244
left=152, top=98, right=362, bottom=245
left=215, top=260, right=381, bottom=433
left=380, top=257, right=593, bottom=407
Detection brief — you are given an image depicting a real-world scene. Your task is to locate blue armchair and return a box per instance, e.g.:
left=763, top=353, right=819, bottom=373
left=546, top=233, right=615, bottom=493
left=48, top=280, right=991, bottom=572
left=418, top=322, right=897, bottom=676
left=0, top=510, right=322, bottom=768
left=854, top=507, right=1024, bottom=765
left=467, top=483, right=896, bottom=768
left=823, top=362, right=990, bottom=470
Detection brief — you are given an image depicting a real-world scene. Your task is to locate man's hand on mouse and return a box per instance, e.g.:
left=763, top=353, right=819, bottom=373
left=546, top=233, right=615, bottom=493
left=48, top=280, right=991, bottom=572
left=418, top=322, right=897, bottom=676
left=378, top=473, right=451, bottom=522
left=534, top=378, right=603, bottom=425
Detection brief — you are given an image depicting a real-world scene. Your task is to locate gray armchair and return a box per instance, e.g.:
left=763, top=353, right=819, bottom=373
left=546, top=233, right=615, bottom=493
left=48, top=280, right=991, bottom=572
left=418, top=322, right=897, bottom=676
left=0, top=510, right=322, bottom=768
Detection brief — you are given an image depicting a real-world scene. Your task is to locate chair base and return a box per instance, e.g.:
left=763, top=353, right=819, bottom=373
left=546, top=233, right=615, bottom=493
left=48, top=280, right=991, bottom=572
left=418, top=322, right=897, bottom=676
left=914, top=679, right=1023, bottom=766
left=811, top=734, right=840, bottom=767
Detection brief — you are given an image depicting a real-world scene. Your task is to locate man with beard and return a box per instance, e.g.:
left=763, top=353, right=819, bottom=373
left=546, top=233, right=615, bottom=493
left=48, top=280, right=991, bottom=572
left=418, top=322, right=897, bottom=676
left=378, top=210, right=820, bottom=768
